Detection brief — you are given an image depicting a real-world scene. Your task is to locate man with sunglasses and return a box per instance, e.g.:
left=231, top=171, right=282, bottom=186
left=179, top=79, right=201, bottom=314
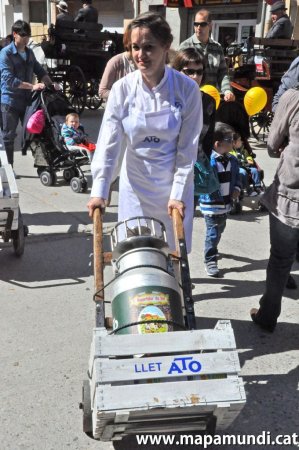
left=0, top=20, right=56, bottom=168
left=179, top=9, right=234, bottom=102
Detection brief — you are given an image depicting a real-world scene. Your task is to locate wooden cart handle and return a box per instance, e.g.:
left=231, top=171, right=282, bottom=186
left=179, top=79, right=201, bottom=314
left=172, top=207, right=196, bottom=330
left=172, top=208, right=185, bottom=255
left=93, top=207, right=104, bottom=303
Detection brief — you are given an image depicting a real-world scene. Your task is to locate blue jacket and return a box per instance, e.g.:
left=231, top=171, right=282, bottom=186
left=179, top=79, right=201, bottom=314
left=199, top=151, right=241, bottom=207
left=0, top=41, right=47, bottom=111
left=61, top=123, right=87, bottom=146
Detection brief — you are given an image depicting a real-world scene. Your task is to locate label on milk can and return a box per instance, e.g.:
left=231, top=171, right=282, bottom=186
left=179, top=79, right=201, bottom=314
left=130, top=292, right=171, bottom=334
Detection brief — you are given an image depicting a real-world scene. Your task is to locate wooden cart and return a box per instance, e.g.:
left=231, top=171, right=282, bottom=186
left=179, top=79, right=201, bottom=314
left=80, top=209, right=246, bottom=442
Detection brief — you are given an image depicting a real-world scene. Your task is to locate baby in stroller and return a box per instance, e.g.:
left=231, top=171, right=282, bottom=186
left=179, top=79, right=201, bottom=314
left=61, top=112, right=96, bottom=161
left=231, top=132, right=264, bottom=196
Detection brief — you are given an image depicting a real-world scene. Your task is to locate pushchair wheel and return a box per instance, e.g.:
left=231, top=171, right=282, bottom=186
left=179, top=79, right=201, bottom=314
left=63, top=168, right=79, bottom=182
left=40, top=170, right=57, bottom=187
left=70, top=176, right=87, bottom=193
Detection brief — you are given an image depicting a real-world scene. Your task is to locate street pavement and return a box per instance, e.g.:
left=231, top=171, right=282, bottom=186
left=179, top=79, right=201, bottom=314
left=0, top=108, right=298, bottom=450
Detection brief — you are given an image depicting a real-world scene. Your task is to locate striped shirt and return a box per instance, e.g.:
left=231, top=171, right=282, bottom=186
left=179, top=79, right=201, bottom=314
left=179, top=35, right=231, bottom=94
left=199, top=153, right=233, bottom=215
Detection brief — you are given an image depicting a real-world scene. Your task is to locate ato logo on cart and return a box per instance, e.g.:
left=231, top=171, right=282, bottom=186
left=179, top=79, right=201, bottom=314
left=134, top=356, right=202, bottom=375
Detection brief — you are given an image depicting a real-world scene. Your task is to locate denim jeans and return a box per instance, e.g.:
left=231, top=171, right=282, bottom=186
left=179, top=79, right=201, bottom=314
left=1, top=104, right=25, bottom=165
left=204, top=214, right=227, bottom=263
left=239, top=167, right=248, bottom=191
left=257, top=213, right=299, bottom=328
left=249, top=167, right=261, bottom=187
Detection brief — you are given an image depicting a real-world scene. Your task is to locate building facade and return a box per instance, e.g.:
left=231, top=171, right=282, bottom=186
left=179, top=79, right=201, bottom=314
left=0, top=0, right=139, bottom=40
left=140, top=0, right=299, bottom=48
left=1, top=0, right=298, bottom=44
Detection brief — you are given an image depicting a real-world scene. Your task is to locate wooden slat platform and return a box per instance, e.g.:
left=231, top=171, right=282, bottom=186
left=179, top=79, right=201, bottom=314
left=88, top=320, right=246, bottom=441
left=90, top=324, right=236, bottom=359
left=95, top=377, right=245, bottom=411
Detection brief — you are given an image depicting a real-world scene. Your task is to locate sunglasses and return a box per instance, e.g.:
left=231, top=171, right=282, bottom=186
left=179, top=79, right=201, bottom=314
left=182, top=68, right=203, bottom=76
left=222, top=137, right=233, bottom=143
left=18, top=32, right=31, bottom=37
left=194, top=21, right=209, bottom=28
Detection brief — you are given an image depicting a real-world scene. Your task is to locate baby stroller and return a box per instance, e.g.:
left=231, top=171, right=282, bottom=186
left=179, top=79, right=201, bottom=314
left=22, top=87, right=90, bottom=193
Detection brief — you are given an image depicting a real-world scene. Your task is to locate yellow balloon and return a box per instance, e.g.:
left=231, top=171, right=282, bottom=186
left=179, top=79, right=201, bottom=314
left=244, top=87, right=267, bottom=116
left=200, top=85, right=221, bottom=110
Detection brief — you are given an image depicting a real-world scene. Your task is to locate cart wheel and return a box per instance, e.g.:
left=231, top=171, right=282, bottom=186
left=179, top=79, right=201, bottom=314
left=63, top=168, right=79, bottom=182
left=12, top=211, right=25, bottom=257
left=64, top=65, right=87, bottom=115
left=86, top=95, right=103, bottom=110
left=86, top=80, right=103, bottom=110
left=80, top=380, right=93, bottom=437
left=70, top=176, right=83, bottom=193
left=23, top=225, right=29, bottom=237
left=250, top=111, right=273, bottom=142
left=40, top=170, right=57, bottom=186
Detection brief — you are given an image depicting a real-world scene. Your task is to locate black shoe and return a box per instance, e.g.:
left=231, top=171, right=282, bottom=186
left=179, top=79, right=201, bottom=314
left=250, top=308, right=276, bottom=333
left=286, top=275, right=297, bottom=290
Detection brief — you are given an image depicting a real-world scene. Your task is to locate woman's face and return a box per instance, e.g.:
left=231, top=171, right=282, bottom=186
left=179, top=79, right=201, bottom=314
left=181, top=62, right=204, bottom=87
left=131, top=27, right=170, bottom=79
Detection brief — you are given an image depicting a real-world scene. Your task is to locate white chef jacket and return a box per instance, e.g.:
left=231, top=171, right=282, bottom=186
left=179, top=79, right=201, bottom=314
left=91, top=66, right=202, bottom=251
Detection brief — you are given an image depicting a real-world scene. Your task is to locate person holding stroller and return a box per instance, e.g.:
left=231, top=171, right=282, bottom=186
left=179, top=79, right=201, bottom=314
left=0, top=20, right=58, bottom=168
left=87, top=12, right=202, bottom=252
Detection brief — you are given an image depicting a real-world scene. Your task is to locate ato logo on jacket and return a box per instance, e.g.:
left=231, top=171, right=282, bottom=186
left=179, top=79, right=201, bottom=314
left=143, top=136, right=160, bottom=143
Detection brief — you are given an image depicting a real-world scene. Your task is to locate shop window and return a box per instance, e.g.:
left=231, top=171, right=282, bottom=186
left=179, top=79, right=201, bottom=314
left=29, top=1, right=47, bottom=24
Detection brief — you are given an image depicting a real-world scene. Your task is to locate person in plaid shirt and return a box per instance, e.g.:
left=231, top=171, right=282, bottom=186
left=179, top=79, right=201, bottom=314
left=179, top=8, right=235, bottom=102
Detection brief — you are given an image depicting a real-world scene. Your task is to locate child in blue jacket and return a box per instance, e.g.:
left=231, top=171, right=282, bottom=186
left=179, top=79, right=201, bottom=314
left=61, top=112, right=95, bottom=160
left=199, top=122, right=242, bottom=277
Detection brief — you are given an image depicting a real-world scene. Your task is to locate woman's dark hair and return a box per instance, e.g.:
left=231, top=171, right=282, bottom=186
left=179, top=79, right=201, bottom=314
left=12, top=20, right=31, bottom=36
left=214, top=122, right=234, bottom=142
left=172, top=48, right=205, bottom=71
left=130, top=12, right=173, bottom=47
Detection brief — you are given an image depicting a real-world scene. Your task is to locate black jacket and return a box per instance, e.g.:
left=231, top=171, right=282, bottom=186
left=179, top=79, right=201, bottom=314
left=56, top=12, right=74, bottom=32
left=200, top=92, right=216, bottom=159
left=266, top=15, right=293, bottom=39
left=74, top=5, right=98, bottom=23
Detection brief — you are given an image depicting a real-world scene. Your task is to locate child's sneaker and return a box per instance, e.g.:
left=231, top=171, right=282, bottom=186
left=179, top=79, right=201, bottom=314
left=205, top=261, right=219, bottom=277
